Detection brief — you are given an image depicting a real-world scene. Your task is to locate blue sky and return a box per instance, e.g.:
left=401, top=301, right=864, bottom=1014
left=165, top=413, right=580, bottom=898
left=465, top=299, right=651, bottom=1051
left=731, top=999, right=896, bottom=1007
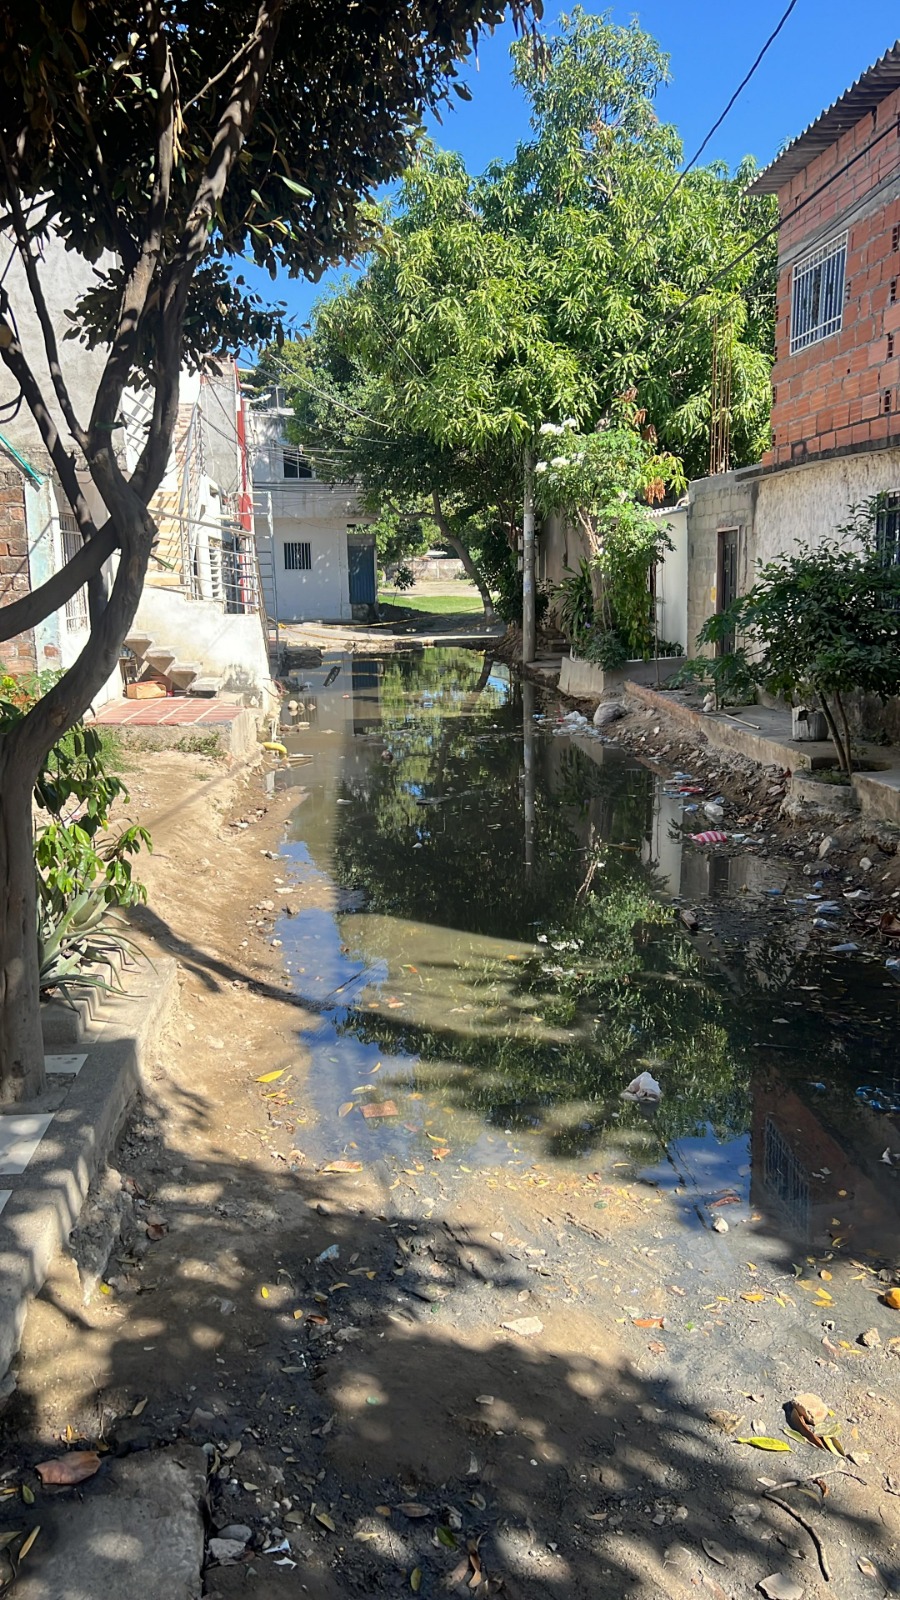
left=245, top=1, right=900, bottom=338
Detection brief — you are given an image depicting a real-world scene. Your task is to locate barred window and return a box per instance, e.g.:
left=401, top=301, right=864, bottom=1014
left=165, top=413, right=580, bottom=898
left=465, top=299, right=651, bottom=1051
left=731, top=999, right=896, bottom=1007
left=283, top=540, right=312, bottom=571
left=876, top=490, right=900, bottom=570
left=790, top=233, right=846, bottom=354
left=60, top=512, right=89, bottom=631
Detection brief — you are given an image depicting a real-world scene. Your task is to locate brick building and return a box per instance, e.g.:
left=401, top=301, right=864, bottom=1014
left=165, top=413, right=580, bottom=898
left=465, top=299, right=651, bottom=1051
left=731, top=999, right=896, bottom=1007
left=0, top=464, right=35, bottom=676
left=685, top=42, right=900, bottom=704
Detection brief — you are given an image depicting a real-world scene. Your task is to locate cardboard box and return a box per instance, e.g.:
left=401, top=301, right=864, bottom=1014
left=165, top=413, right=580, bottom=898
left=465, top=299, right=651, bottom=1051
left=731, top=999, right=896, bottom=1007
left=125, top=680, right=167, bottom=700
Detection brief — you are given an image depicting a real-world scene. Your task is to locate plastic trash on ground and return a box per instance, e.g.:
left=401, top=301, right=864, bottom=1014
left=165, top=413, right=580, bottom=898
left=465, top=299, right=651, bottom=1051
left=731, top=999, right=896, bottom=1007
left=621, top=1071, right=662, bottom=1103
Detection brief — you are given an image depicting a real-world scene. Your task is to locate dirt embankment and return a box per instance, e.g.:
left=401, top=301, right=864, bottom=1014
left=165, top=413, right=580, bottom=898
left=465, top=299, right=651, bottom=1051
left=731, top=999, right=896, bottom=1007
left=2, top=747, right=899, bottom=1600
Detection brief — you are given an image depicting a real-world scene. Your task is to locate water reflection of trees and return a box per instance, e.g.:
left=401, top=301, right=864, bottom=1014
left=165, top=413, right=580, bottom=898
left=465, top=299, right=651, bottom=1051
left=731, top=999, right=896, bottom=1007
left=328, top=663, right=752, bottom=1157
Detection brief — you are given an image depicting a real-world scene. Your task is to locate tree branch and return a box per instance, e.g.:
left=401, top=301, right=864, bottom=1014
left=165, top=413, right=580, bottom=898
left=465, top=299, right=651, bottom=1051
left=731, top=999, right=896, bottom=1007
left=0, top=291, right=100, bottom=545
left=0, top=140, right=89, bottom=451
left=0, top=527, right=115, bottom=644
left=88, top=0, right=176, bottom=446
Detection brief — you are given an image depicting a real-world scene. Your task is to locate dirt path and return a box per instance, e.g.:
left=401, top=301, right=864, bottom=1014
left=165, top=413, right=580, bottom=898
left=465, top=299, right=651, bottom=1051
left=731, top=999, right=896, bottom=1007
left=2, top=750, right=899, bottom=1599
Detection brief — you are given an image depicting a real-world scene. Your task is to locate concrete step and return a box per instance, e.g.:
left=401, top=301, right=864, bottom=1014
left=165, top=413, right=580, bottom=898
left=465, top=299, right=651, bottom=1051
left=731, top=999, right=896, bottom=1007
left=186, top=676, right=222, bottom=698
left=144, top=644, right=177, bottom=673
left=124, top=631, right=153, bottom=657
left=167, top=661, right=201, bottom=688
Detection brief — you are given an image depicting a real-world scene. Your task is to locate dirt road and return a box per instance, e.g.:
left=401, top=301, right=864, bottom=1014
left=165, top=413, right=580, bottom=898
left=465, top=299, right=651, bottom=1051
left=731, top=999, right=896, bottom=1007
left=2, top=750, right=899, bottom=1599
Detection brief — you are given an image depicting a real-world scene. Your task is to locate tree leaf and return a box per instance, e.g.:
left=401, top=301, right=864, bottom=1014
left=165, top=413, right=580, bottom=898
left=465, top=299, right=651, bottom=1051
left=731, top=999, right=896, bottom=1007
left=35, top=1451, right=101, bottom=1486
left=735, top=1436, right=791, bottom=1451
left=410, top=1568, right=422, bottom=1592
left=256, top=1069, right=284, bottom=1083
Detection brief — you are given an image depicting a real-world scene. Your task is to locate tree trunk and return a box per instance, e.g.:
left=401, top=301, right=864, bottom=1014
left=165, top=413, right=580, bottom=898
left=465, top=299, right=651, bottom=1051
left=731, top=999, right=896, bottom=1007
left=430, top=491, right=494, bottom=618
left=0, top=739, right=45, bottom=1101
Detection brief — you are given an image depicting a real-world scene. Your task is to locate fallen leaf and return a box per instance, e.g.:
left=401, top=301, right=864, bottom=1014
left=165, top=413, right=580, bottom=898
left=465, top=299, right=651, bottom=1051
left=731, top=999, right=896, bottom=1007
left=256, top=1069, right=285, bottom=1083
left=758, top=1573, right=803, bottom=1600
left=322, top=1160, right=363, bottom=1173
left=18, top=1527, right=39, bottom=1561
left=706, top=1410, right=744, bottom=1435
left=632, top=1316, right=665, bottom=1328
left=131, top=1397, right=148, bottom=1417
left=338, top=1102, right=355, bottom=1118
left=315, top=1511, right=336, bottom=1532
left=436, top=1525, right=457, bottom=1548
left=741, top=1292, right=766, bottom=1303
left=411, top=1567, right=422, bottom=1591
left=395, top=1503, right=432, bottom=1519
left=361, top=1101, right=399, bottom=1119
left=702, top=1538, right=731, bottom=1566
left=260, top=1286, right=269, bottom=1299
left=21, top=1485, right=34, bottom=1505
left=858, top=1555, right=882, bottom=1580
left=35, top=1451, right=101, bottom=1486
left=736, top=1437, right=791, bottom=1452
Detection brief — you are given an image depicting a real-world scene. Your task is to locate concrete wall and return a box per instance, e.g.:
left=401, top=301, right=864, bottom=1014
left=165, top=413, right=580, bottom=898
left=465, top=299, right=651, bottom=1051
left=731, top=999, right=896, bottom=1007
left=754, top=444, right=900, bottom=559
left=766, top=82, right=900, bottom=468
left=133, top=586, right=273, bottom=702
left=0, top=463, right=36, bottom=675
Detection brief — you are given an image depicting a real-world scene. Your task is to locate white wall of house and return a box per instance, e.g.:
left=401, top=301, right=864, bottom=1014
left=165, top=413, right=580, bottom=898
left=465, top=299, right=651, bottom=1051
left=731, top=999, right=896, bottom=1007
left=133, top=586, right=273, bottom=704
left=652, top=506, right=688, bottom=651
left=249, top=405, right=370, bottom=622
left=753, top=446, right=900, bottom=561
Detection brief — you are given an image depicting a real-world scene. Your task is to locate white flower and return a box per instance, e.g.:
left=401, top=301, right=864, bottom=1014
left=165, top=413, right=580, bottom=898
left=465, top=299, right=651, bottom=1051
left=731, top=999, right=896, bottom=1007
left=562, top=417, right=577, bottom=429
left=550, top=456, right=569, bottom=468
left=535, top=460, right=548, bottom=474
left=538, top=422, right=557, bottom=436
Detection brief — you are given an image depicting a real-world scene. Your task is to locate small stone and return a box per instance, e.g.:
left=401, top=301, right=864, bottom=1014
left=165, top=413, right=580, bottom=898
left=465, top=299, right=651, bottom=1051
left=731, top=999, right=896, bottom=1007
left=818, top=836, right=833, bottom=859
left=500, top=1317, right=544, bottom=1338
left=209, top=1537, right=247, bottom=1565
left=860, top=857, right=873, bottom=871
left=711, top=1216, right=729, bottom=1233
left=859, top=1327, right=881, bottom=1348
left=218, top=1524, right=252, bottom=1544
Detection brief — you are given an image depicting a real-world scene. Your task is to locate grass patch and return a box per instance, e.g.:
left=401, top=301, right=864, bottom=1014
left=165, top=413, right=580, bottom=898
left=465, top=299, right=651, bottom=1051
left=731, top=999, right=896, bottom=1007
left=173, top=731, right=224, bottom=758
left=378, top=591, right=484, bottom=615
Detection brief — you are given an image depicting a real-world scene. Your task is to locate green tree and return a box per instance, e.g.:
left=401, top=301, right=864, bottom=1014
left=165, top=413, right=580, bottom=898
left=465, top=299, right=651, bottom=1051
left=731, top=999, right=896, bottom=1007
left=700, top=502, right=900, bottom=773
left=0, top=0, right=536, bottom=1097
left=276, top=8, right=776, bottom=619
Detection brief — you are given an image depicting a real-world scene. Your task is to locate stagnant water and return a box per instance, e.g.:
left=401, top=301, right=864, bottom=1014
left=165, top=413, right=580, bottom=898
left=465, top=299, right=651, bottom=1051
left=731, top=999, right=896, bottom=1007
left=270, top=647, right=900, bottom=1257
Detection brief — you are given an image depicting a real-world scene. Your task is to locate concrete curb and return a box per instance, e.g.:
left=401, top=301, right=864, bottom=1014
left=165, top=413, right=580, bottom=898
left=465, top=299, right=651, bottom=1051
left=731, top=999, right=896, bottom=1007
left=0, top=954, right=178, bottom=1386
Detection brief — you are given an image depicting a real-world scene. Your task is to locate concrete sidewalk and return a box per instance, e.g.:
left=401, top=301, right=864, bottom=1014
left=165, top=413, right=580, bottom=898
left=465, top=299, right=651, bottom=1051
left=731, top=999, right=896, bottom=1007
left=624, top=680, right=900, bottom=825
left=0, top=955, right=178, bottom=1388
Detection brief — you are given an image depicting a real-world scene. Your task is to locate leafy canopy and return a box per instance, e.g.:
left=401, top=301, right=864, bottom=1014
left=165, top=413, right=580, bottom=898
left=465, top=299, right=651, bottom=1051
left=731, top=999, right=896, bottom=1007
left=272, top=6, right=776, bottom=615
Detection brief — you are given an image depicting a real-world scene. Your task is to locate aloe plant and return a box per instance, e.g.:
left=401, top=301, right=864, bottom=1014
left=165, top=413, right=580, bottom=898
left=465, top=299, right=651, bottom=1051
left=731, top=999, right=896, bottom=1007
left=38, top=889, right=146, bottom=1006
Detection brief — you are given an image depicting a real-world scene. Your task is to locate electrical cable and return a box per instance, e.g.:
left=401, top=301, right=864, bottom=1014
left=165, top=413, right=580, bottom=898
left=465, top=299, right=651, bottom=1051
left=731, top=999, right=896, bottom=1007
left=643, top=0, right=801, bottom=237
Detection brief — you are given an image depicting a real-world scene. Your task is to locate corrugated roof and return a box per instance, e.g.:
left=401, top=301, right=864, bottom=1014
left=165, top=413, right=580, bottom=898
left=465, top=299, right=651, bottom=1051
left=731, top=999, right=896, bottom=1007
left=746, top=41, right=900, bottom=195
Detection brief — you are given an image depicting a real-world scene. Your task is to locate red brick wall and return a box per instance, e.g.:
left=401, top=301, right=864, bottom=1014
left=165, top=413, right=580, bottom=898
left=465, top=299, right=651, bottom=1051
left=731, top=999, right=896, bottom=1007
left=767, top=84, right=900, bottom=466
left=0, top=464, right=36, bottom=676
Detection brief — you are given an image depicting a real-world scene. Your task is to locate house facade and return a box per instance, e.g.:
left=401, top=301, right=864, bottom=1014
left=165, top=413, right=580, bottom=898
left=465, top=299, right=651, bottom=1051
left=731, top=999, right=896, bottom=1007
left=249, top=392, right=376, bottom=624
left=0, top=228, right=273, bottom=705
left=686, top=41, right=900, bottom=693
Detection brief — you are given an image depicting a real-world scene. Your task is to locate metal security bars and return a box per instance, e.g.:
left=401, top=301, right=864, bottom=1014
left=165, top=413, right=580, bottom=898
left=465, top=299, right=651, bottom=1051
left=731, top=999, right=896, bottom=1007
left=790, top=232, right=847, bottom=354
left=876, top=489, right=900, bottom=573
left=283, top=540, right=312, bottom=571
left=60, top=512, right=89, bottom=631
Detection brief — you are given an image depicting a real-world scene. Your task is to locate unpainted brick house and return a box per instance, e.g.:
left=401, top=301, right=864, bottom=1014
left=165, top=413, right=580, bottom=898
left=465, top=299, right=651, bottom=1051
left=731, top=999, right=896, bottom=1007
left=686, top=41, right=900, bottom=714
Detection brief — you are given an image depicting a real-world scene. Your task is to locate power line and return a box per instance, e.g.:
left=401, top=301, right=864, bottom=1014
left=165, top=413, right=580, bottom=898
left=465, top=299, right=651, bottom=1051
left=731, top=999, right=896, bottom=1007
left=663, top=110, right=900, bottom=328
left=644, top=0, right=801, bottom=236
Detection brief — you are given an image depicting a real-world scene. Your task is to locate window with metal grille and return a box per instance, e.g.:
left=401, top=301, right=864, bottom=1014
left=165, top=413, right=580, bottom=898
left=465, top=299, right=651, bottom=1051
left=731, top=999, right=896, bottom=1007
left=763, top=1117, right=810, bottom=1237
left=60, top=512, right=89, bottom=630
left=283, top=540, right=312, bottom=571
left=876, top=490, right=900, bottom=572
left=790, top=233, right=847, bottom=353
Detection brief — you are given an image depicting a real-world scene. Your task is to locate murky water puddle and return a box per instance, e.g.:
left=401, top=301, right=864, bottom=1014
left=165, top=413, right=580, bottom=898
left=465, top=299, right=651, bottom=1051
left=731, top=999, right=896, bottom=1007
left=271, top=648, right=900, bottom=1259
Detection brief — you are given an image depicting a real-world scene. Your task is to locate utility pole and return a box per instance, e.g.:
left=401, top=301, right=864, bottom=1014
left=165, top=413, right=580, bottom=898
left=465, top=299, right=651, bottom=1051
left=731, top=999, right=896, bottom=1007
left=522, top=450, right=536, bottom=665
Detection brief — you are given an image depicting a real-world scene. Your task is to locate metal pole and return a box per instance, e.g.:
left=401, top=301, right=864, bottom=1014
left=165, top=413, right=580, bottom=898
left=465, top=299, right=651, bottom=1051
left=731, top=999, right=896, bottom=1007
left=522, top=677, right=535, bottom=880
left=522, top=449, right=536, bottom=665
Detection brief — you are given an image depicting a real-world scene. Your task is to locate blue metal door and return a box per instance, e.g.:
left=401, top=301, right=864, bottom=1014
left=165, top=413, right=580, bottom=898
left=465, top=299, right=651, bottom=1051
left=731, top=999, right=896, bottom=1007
left=347, top=534, right=376, bottom=605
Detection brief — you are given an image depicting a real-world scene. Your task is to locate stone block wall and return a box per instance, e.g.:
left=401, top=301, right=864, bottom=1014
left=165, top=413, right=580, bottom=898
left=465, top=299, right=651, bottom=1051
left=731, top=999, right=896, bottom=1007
left=685, top=471, right=758, bottom=654
left=0, top=464, right=35, bottom=676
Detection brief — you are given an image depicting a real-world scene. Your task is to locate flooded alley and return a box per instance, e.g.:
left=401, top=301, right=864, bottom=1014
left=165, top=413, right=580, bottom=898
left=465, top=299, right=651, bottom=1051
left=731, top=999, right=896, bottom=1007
left=1, top=648, right=898, bottom=1600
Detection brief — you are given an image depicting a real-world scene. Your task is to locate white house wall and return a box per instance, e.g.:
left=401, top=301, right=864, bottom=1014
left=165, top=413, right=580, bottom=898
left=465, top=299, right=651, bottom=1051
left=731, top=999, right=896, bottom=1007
left=753, top=446, right=900, bottom=561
